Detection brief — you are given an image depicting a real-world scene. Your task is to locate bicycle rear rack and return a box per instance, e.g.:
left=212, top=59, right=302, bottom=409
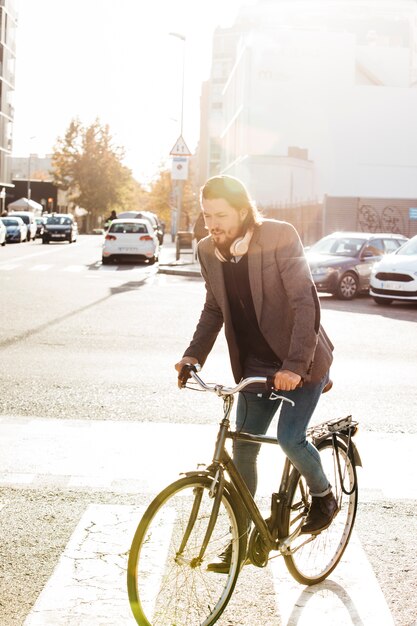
left=308, top=415, right=358, bottom=441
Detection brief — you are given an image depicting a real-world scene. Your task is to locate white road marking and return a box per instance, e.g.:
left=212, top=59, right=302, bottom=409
left=0, top=472, right=34, bottom=484
left=28, top=264, right=53, bottom=271
left=269, top=533, right=394, bottom=625
left=0, top=263, right=21, bottom=270
left=0, top=262, right=155, bottom=275
left=0, top=417, right=415, bottom=500
left=0, top=246, right=70, bottom=266
left=23, top=504, right=394, bottom=625
left=63, top=264, right=85, bottom=272
left=23, top=504, right=139, bottom=625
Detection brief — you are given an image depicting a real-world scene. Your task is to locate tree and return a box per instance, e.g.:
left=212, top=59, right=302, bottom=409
left=51, top=118, right=142, bottom=225
left=144, top=169, right=198, bottom=232
left=145, top=170, right=172, bottom=227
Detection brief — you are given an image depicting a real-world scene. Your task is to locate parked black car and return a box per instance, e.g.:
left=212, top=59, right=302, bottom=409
left=305, top=231, right=408, bottom=300
left=42, top=213, right=78, bottom=244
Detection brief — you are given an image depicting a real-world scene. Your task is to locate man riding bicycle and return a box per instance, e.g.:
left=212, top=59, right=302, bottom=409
left=175, top=175, right=337, bottom=573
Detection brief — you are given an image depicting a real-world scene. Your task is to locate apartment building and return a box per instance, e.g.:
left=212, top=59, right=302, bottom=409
left=0, top=0, right=17, bottom=211
left=200, top=0, right=417, bottom=217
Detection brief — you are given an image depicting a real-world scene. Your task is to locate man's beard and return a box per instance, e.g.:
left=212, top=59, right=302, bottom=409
left=212, top=227, right=245, bottom=260
left=215, top=240, right=233, bottom=260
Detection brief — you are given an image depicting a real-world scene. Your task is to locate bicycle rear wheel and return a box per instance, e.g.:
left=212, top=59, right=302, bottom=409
left=127, top=474, right=246, bottom=625
left=280, top=438, right=358, bottom=585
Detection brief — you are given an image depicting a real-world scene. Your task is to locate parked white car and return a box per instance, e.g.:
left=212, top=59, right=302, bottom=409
left=102, top=218, right=159, bottom=265
left=9, top=211, right=37, bottom=241
left=370, top=234, right=417, bottom=305
left=117, top=210, right=164, bottom=244
left=0, top=218, right=6, bottom=246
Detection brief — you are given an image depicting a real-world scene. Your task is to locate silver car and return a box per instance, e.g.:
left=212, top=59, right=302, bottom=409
left=306, top=232, right=408, bottom=300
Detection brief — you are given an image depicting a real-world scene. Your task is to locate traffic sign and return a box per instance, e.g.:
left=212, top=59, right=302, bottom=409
left=171, top=156, right=189, bottom=180
left=170, top=135, right=192, bottom=156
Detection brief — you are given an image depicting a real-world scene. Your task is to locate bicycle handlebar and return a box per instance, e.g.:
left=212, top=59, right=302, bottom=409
left=178, top=363, right=295, bottom=406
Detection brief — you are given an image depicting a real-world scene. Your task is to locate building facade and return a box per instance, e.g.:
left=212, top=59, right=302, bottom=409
left=199, top=0, right=417, bottom=236
left=0, top=0, right=17, bottom=211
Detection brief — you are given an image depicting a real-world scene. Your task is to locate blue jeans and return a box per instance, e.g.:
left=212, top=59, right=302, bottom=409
left=233, top=374, right=330, bottom=498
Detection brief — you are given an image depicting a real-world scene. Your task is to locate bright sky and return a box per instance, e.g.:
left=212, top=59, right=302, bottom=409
left=12, top=0, right=255, bottom=183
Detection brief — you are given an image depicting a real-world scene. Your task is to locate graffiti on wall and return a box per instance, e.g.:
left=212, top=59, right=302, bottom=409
left=358, top=204, right=405, bottom=234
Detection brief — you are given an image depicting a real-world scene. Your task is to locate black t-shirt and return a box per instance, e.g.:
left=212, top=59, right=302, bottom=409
left=222, top=254, right=278, bottom=365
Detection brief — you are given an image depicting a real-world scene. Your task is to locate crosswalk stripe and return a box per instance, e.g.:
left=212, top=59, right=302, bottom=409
left=23, top=504, right=394, bottom=625
left=0, top=417, right=415, bottom=500
left=63, top=264, right=85, bottom=272
left=23, top=504, right=139, bottom=625
left=269, top=534, right=394, bottom=624
left=29, top=264, right=53, bottom=271
left=0, top=263, right=20, bottom=270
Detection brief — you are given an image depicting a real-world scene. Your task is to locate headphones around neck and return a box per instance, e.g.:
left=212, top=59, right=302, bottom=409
left=214, top=228, right=253, bottom=262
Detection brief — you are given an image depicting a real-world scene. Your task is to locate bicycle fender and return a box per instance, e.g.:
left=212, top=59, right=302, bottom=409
left=181, top=469, right=240, bottom=497
left=339, top=435, right=362, bottom=467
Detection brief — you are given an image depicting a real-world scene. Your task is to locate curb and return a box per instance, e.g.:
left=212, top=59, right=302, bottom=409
left=158, top=264, right=201, bottom=278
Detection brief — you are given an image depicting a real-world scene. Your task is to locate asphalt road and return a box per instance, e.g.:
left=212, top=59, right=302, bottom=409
left=0, top=235, right=416, bottom=625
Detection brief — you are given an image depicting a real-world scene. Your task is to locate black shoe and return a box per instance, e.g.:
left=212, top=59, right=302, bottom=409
left=207, top=543, right=233, bottom=574
left=207, top=543, right=249, bottom=574
left=300, top=492, right=338, bottom=535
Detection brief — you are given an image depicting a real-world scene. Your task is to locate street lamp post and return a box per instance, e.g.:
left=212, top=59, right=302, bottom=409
left=169, top=32, right=186, bottom=136
left=169, top=32, right=186, bottom=239
left=0, top=187, right=6, bottom=215
left=27, top=154, right=32, bottom=201
left=27, top=136, right=36, bottom=203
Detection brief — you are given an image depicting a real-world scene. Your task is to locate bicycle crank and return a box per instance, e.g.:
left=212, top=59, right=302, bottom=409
left=247, top=528, right=269, bottom=568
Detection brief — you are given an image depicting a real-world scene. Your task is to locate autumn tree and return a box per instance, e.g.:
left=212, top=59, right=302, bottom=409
left=144, top=169, right=198, bottom=233
left=51, top=118, right=144, bottom=225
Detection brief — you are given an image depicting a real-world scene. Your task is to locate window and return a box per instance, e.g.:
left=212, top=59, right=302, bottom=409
left=384, top=239, right=403, bottom=253
left=111, top=222, right=148, bottom=234
left=363, top=239, right=384, bottom=257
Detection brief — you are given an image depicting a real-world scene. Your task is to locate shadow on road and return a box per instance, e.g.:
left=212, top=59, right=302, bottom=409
left=319, top=294, right=417, bottom=323
left=0, top=277, right=149, bottom=350
left=287, top=579, right=365, bottom=625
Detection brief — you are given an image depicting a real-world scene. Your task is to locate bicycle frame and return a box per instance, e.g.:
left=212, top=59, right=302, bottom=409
left=179, top=367, right=360, bottom=563
left=128, top=368, right=361, bottom=626
left=203, top=392, right=294, bottom=557
left=197, top=393, right=360, bottom=563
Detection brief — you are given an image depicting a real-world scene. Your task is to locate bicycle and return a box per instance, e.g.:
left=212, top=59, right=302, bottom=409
left=127, top=364, right=361, bottom=626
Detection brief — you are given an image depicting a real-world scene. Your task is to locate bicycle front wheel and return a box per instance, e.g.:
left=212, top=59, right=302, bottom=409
left=127, top=474, right=246, bottom=625
left=281, top=438, right=358, bottom=585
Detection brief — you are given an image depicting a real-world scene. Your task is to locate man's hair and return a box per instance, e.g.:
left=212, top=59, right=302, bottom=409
left=200, top=175, right=262, bottom=229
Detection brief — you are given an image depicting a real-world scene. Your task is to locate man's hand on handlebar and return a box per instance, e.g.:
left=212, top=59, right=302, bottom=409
left=174, top=359, right=302, bottom=392
left=272, top=369, right=302, bottom=391
left=175, top=357, right=199, bottom=388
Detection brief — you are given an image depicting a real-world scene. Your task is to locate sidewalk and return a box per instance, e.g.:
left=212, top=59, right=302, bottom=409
left=158, top=237, right=202, bottom=278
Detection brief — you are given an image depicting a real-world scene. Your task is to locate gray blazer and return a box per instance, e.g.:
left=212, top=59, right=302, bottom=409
left=183, top=220, right=334, bottom=383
